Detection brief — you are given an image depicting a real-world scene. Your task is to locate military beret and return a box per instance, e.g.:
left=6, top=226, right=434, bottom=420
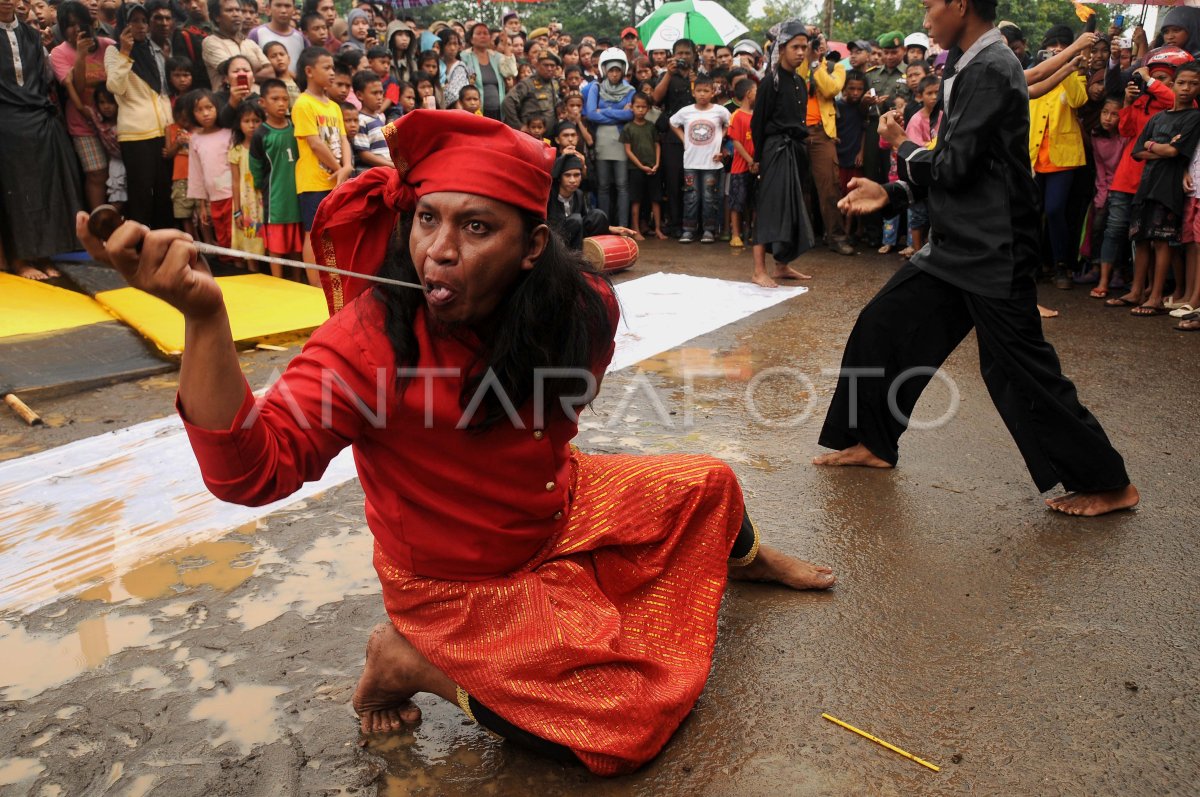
left=877, top=30, right=904, bottom=49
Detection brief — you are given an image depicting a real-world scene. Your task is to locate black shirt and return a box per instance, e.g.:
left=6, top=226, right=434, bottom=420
left=885, top=28, right=1042, bottom=299
left=750, top=68, right=809, bottom=155
left=1132, top=108, right=1200, bottom=215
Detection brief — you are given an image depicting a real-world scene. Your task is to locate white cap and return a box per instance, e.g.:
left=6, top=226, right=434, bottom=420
left=904, top=32, right=930, bottom=50
left=598, top=47, right=628, bottom=73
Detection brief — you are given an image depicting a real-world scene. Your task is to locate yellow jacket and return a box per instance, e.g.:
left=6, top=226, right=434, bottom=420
left=104, top=48, right=171, bottom=142
left=1028, top=72, right=1088, bottom=169
left=798, top=59, right=846, bottom=140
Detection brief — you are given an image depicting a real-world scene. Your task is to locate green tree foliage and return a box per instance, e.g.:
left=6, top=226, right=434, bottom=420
left=744, top=0, right=1129, bottom=45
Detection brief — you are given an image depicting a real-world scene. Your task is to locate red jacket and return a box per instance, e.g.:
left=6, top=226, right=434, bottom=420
left=1111, top=79, right=1177, bottom=196
left=181, top=279, right=618, bottom=581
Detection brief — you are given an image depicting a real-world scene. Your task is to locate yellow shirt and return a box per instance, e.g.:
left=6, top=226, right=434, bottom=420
left=292, top=93, right=346, bottom=194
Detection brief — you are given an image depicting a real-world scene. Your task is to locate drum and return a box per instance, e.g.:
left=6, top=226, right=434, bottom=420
left=582, top=235, right=638, bottom=274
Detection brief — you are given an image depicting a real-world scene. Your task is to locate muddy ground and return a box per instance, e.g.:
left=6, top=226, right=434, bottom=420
left=1, top=242, right=1197, bottom=796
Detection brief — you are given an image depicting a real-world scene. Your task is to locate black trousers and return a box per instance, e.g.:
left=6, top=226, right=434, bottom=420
left=661, top=137, right=685, bottom=233
left=466, top=511, right=759, bottom=763
left=559, top=209, right=608, bottom=251
left=818, top=263, right=1130, bottom=493
left=120, top=137, right=175, bottom=230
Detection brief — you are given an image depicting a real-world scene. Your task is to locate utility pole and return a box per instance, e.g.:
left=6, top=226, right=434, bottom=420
left=823, top=0, right=833, bottom=37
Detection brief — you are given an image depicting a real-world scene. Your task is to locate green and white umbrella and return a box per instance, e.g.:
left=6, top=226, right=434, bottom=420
left=637, top=0, right=749, bottom=50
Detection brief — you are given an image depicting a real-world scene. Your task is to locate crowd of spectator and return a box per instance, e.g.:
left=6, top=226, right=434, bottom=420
left=1, top=0, right=1199, bottom=331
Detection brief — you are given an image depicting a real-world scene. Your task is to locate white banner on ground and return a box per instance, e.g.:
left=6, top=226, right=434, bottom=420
left=0, top=274, right=805, bottom=612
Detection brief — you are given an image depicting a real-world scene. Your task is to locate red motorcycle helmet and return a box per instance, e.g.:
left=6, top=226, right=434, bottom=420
left=1145, top=46, right=1194, bottom=73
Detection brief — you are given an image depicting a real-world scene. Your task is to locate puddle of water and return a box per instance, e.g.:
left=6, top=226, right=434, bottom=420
left=0, top=757, right=45, bottom=787
left=0, top=613, right=167, bottom=701
left=188, top=684, right=288, bottom=754
left=78, top=537, right=259, bottom=604
left=227, top=525, right=377, bottom=631
left=636, top=345, right=760, bottom=383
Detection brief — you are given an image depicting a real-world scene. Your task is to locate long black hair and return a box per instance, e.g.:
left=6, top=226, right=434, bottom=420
left=373, top=216, right=615, bottom=432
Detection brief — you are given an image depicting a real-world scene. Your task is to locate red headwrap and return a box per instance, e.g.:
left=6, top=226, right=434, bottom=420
left=311, top=110, right=556, bottom=314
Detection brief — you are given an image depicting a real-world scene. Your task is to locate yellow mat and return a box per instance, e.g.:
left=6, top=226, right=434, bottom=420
left=95, top=274, right=329, bottom=355
left=0, top=273, right=115, bottom=339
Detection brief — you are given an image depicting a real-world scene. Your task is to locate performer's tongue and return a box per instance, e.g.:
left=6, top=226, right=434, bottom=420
left=426, top=282, right=456, bottom=306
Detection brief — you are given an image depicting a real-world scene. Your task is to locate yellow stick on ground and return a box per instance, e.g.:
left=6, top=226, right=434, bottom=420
left=821, top=713, right=941, bottom=772
left=4, top=393, right=43, bottom=426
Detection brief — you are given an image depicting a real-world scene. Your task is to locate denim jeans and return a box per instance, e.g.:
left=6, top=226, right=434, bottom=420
left=1100, top=190, right=1132, bottom=266
left=1037, top=169, right=1077, bottom=267
left=596, top=159, right=630, bottom=228
left=682, top=168, right=721, bottom=234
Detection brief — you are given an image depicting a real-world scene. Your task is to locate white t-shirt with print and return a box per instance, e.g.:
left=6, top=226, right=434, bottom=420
left=670, top=104, right=731, bottom=170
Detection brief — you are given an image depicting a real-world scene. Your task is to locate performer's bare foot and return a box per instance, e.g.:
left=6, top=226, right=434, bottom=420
left=752, top=272, right=778, bottom=288
left=1038, top=304, right=1059, bottom=318
left=655, top=229, right=668, bottom=240
left=730, top=544, right=836, bottom=590
left=12, top=262, right=49, bottom=280
left=812, top=443, right=893, bottom=468
left=1044, top=484, right=1140, bottom=517
left=353, top=623, right=456, bottom=737
left=35, top=259, right=62, bottom=278
left=772, top=264, right=812, bottom=280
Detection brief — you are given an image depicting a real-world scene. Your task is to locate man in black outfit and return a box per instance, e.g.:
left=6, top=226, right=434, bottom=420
left=816, top=0, right=1140, bottom=517
left=651, top=38, right=697, bottom=237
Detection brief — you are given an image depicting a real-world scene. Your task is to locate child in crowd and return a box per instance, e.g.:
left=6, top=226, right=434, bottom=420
left=262, top=40, right=300, bottom=105
left=93, top=87, right=125, bottom=211
left=300, top=13, right=328, bottom=49
left=164, top=102, right=196, bottom=238
left=340, top=103, right=363, bottom=173
left=417, top=49, right=440, bottom=81
left=385, top=80, right=416, bottom=121
left=414, top=74, right=440, bottom=110
left=1129, top=60, right=1200, bottom=315
left=1179, top=117, right=1200, bottom=318
left=229, top=101, right=266, bottom=259
left=293, top=46, right=351, bottom=286
left=670, top=74, right=731, bottom=244
left=184, top=88, right=234, bottom=250
left=524, top=116, right=550, bottom=145
left=457, top=84, right=482, bottom=114
left=632, top=57, right=654, bottom=94
left=329, top=61, right=354, bottom=105
left=903, top=75, right=941, bottom=257
left=366, top=46, right=396, bottom=113
left=352, top=70, right=391, bottom=166
left=562, top=64, right=584, bottom=97
left=878, top=96, right=909, bottom=255
left=1089, top=97, right=1127, bottom=299
left=1104, top=52, right=1182, bottom=310
left=166, top=56, right=194, bottom=100
left=620, top=93, right=662, bottom=241
left=554, top=120, right=585, bottom=164
left=903, top=61, right=930, bottom=125
left=249, top=78, right=303, bottom=279
left=726, top=80, right=755, bottom=248
left=835, top=70, right=868, bottom=241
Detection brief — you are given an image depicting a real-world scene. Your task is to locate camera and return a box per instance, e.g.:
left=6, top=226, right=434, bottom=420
left=675, top=58, right=690, bottom=71
left=1131, top=72, right=1147, bottom=92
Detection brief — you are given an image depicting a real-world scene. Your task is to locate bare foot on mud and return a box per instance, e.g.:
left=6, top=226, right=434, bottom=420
left=812, top=443, right=893, bottom=468
left=752, top=272, right=778, bottom=288
left=353, top=623, right=447, bottom=737
left=1045, top=484, right=1140, bottom=517
left=772, top=264, right=812, bottom=280
left=729, top=544, right=836, bottom=590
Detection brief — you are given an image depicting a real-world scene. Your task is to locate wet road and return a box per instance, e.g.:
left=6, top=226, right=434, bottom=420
left=1, top=241, right=1197, bottom=795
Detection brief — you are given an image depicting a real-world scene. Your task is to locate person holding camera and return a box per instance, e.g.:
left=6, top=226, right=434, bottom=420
left=801, top=28, right=853, bottom=256
left=651, top=37, right=697, bottom=236
left=50, top=1, right=116, bottom=211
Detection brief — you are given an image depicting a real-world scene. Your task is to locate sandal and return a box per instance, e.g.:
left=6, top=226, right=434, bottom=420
left=1168, top=304, right=1196, bottom=318
left=1089, top=287, right=1108, bottom=299
left=1104, top=296, right=1141, bottom=308
left=1130, top=304, right=1167, bottom=317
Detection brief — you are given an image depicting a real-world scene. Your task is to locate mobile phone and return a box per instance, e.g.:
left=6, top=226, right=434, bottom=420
left=1114, top=13, right=1125, bottom=28
left=236, top=73, right=250, bottom=90
left=867, top=88, right=876, bottom=97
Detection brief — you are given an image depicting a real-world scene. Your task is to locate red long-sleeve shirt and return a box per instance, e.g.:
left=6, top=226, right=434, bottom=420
left=181, top=279, right=618, bottom=581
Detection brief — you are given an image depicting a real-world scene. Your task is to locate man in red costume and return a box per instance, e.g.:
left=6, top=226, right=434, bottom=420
left=75, top=111, right=836, bottom=775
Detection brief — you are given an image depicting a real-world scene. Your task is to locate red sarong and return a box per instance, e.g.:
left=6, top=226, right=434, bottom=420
left=375, top=451, right=745, bottom=775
